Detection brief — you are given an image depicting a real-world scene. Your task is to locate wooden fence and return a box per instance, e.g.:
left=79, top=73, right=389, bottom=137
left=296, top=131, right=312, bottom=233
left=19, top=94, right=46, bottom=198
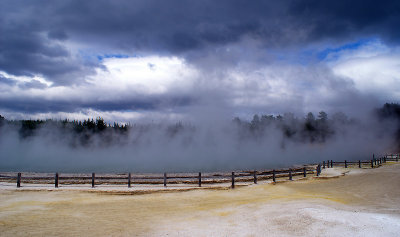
left=1, top=154, right=398, bottom=189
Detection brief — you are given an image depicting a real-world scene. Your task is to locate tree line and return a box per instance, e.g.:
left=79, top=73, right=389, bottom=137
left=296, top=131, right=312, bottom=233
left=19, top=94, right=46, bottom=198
left=0, top=103, right=399, bottom=148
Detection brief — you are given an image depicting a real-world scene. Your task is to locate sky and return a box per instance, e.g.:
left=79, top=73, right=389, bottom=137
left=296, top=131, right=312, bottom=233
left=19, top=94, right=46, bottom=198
left=1, top=0, right=400, bottom=123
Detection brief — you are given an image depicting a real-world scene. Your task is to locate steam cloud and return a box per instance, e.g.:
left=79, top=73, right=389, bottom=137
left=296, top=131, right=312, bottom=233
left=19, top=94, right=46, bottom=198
left=0, top=110, right=396, bottom=173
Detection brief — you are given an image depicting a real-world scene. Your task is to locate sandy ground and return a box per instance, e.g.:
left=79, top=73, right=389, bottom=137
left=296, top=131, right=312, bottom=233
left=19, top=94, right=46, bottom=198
left=1, top=163, right=400, bottom=236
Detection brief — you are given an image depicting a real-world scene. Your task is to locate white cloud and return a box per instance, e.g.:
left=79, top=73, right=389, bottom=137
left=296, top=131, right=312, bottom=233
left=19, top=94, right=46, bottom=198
left=0, top=55, right=198, bottom=102
left=330, top=41, right=400, bottom=100
left=93, top=56, right=198, bottom=94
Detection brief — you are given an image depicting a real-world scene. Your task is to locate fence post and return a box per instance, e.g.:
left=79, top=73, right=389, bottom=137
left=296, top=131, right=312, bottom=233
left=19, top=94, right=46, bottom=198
left=323, top=161, right=325, bottom=169
left=17, top=172, right=21, bottom=188
left=55, top=173, right=59, bottom=188
left=128, top=173, right=131, bottom=188
left=198, top=172, right=201, bottom=187
left=359, top=160, right=361, bottom=168
left=289, top=169, right=292, bottom=181
left=272, top=170, right=276, bottom=182
left=253, top=170, right=257, bottom=184
left=371, top=160, right=374, bottom=168
left=164, top=173, right=167, bottom=187
left=303, top=167, right=307, bottom=177
left=345, top=160, right=347, bottom=168
left=92, top=173, right=95, bottom=188
left=231, top=172, right=235, bottom=189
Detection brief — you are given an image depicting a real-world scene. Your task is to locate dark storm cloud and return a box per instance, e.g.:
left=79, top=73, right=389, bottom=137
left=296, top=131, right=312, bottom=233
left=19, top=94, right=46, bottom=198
left=0, top=1, right=100, bottom=85
left=55, top=0, right=400, bottom=50
left=1, top=0, right=399, bottom=85
left=288, top=0, right=400, bottom=43
left=0, top=95, right=195, bottom=114
left=0, top=21, right=99, bottom=85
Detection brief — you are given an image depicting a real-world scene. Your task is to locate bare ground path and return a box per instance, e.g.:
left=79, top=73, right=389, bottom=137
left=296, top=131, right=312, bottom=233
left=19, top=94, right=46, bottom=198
left=1, top=163, right=400, bottom=236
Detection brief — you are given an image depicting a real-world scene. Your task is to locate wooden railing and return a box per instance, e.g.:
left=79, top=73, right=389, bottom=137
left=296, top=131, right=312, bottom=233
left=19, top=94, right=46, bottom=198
left=1, top=154, right=398, bottom=189
left=0, top=166, right=317, bottom=189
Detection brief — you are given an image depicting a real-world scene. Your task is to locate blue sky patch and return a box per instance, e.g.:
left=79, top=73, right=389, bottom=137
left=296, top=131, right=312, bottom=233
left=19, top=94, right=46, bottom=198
left=271, top=37, right=380, bottom=65
left=97, top=54, right=130, bottom=61
left=317, top=38, right=378, bottom=61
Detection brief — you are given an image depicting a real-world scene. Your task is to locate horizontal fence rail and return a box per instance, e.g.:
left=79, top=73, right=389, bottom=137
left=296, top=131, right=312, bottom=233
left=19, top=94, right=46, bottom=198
left=0, top=154, right=398, bottom=189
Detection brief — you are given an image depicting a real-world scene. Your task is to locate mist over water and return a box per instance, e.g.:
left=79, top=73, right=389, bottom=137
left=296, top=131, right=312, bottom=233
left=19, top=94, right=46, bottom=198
left=0, top=109, right=396, bottom=173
